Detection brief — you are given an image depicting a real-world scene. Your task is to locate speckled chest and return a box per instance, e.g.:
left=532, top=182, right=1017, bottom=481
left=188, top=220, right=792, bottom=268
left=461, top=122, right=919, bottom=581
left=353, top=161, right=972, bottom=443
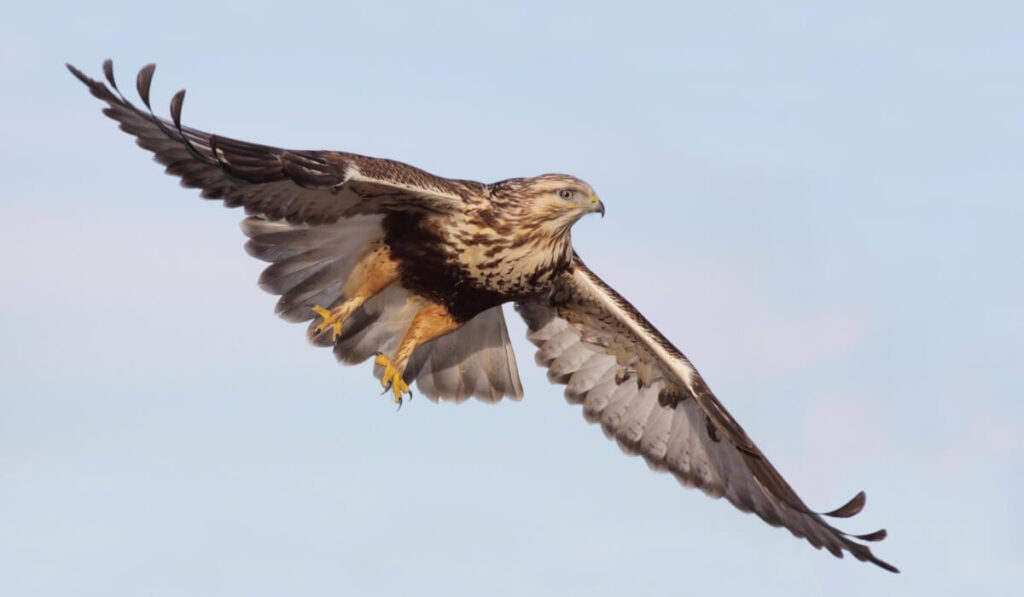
left=382, top=211, right=569, bottom=322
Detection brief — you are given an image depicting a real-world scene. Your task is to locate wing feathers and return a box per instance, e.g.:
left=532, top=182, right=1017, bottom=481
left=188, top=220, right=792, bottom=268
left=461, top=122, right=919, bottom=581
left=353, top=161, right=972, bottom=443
left=855, top=528, right=888, bottom=542
left=614, top=383, right=659, bottom=451
left=565, top=353, right=616, bottom=403
left=825, top=490, right=867, bottom=519
left=69, top=61, right=481, bottom=225
left=516, top=258, right=897, bottom=572
left=638, top=402, right=673, bottom=464
left=582, top=377, right=617, bottom=423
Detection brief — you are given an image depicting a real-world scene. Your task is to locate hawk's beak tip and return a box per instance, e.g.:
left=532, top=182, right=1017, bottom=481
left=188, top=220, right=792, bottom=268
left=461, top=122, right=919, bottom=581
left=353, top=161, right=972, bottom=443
left=597, top=200, right=605, bottom=218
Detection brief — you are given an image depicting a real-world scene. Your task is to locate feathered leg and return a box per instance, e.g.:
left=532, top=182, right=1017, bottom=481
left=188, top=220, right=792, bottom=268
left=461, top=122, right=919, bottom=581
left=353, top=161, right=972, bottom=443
left=312, top=243, right=399, bottom=340
left=376, top=302, right=462, bottom=406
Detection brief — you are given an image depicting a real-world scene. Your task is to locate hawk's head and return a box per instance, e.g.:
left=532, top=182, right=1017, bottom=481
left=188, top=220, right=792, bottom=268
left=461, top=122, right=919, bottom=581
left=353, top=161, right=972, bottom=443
left=492, top=173, right=604, bottom=236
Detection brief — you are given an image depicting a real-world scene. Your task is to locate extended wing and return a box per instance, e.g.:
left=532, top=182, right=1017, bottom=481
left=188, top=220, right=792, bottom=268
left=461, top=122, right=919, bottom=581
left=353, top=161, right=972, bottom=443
left=67, top=61, right=481, bottom=224
left=70, top=61, right=521, bottom=402
left=516, top=256, right=897, bottom=572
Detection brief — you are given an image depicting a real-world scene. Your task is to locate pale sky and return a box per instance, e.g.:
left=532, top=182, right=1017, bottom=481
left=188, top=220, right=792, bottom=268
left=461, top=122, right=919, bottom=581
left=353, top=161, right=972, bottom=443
left=2, top=1, right=1022, bottom=595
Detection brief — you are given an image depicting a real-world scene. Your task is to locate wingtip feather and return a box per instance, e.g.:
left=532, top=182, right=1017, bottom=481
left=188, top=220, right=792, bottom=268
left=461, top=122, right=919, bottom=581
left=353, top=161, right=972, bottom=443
left=170, top=89, right=186, bottom=128
left=102, top=58, right=115, bottom=87
left=65, top=62, right=87, bottom=83
left=857, top=546, right=900, bottom=573
left=136, top=63, right=156, bottom=107
left=854, top=528, right=888, bottom=542
left=825, top=490, right=866, bottom=519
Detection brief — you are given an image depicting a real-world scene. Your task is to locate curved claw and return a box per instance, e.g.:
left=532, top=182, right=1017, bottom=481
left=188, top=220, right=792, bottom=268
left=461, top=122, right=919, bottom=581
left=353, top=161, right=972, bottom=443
left=374, top=353, right=410, bottom=406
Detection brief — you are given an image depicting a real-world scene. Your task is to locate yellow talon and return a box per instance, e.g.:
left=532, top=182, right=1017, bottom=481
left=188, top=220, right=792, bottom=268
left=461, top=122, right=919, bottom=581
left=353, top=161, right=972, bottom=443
left=374, top=353, right=410, bottom=405
left=312, top=304, right=343, bottom=341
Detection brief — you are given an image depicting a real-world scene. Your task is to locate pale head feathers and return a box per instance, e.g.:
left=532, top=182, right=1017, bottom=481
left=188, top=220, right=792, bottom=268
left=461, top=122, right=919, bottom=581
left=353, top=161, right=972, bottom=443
left=489, top=173, right=602, bottom=236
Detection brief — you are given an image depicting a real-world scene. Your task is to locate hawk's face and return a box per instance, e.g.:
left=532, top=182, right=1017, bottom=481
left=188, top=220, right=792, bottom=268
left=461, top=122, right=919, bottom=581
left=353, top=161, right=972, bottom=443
left=499, top=174, right=604, bottom=237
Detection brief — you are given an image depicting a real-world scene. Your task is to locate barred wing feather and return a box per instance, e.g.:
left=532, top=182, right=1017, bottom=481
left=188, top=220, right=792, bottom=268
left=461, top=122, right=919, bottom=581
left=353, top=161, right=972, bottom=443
left=67, top=61, right=479, bottom=225
left=516, top=256, right=897, bottom=572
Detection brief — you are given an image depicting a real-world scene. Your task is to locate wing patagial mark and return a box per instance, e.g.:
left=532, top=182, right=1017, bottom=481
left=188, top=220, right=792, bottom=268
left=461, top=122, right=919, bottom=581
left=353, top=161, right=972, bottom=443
left=704, top=416, right=721, bottom=443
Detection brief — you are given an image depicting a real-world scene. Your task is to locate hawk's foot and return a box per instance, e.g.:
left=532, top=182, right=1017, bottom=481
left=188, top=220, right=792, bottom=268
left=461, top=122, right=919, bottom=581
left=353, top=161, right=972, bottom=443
left=312, top=304, right=344, bottom=341
left=374, top=353, right=411, bottom=406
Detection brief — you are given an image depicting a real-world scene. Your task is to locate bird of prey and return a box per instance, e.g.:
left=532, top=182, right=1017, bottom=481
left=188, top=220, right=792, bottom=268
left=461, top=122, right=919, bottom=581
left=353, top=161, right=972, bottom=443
left=69, top=61, right=897, bottom=573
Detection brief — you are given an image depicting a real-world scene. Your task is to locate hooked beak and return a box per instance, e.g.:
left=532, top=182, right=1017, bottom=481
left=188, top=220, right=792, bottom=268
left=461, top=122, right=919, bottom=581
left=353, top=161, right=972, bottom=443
left=592, top=196, right=605, bottom=218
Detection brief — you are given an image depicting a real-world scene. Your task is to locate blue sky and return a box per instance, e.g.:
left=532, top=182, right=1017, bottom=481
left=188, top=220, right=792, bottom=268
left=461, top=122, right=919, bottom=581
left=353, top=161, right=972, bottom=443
left=1, top=1, right=1021, bottom=594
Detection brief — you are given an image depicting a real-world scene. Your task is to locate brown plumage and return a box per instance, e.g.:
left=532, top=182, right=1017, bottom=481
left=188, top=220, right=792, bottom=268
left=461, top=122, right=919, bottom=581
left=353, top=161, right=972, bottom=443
left=69, top=61, right=898, bottom=573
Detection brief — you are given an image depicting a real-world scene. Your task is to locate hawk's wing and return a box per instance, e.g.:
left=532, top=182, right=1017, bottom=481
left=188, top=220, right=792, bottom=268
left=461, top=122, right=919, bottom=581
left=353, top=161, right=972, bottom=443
left=516, top=256, right=897, bottom=572
left=68, top=61, right=480, bottom=223
left=71, top=61, right=522, bottom=402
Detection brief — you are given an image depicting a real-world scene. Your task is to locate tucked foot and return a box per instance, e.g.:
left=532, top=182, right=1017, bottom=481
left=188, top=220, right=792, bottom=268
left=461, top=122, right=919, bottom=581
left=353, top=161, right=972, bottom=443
left=312, top=304, right=344, bottom=341
left=374, top=352, right=411, bottom=407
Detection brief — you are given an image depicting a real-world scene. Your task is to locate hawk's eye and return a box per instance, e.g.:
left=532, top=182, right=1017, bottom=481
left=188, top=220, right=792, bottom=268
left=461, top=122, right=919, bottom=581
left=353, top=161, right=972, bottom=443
left=558, top=189, right=574, bottom=200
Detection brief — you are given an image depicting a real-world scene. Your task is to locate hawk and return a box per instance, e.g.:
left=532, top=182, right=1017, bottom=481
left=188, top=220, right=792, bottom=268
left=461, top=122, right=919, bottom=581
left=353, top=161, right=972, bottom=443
left=69, top=61, right=897, bottom=573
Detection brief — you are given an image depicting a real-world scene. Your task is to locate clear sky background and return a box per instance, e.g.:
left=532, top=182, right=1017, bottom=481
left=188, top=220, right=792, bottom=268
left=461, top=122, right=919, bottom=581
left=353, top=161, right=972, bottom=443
left=1, top=1, right=1021, bottom=595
